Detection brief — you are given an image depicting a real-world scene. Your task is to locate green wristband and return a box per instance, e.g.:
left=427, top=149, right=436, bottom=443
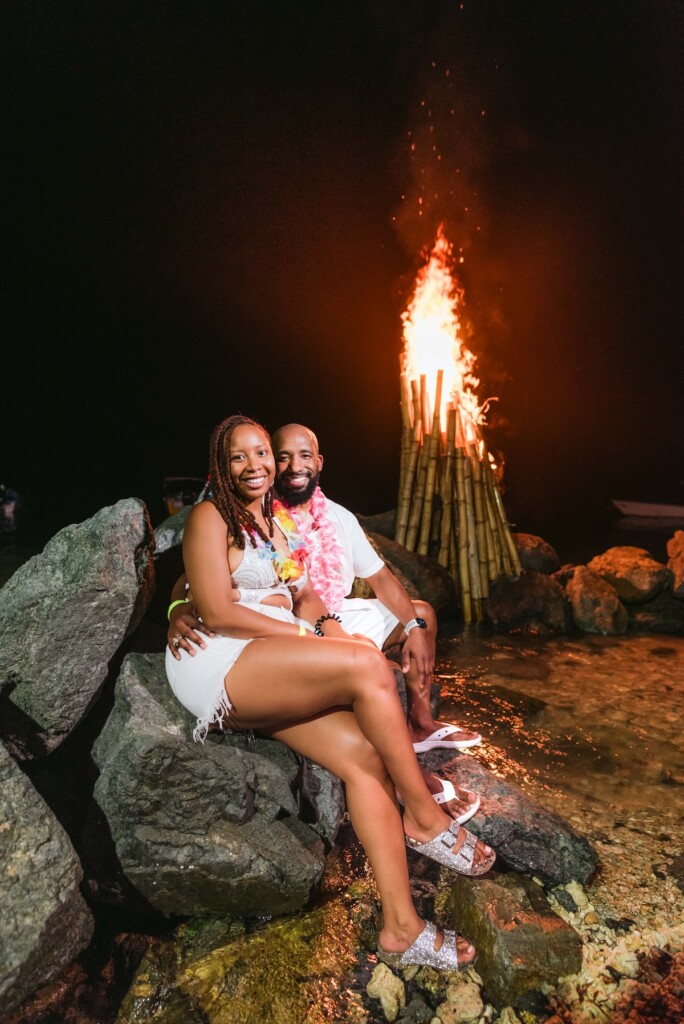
left=167, top=598, right=190, bottom=621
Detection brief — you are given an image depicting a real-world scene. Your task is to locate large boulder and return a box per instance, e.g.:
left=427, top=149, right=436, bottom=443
left=587, top=546, right=672, bottom=604
left=627, top=589, right=684, bottom=635
left=565, top=565, right=628, bottom=635
left=0, top=499, right=155, bottom=758
left=513, top=533, right=561, bottom=575
left=0, top=743, right=94, bottom=1014
left=486, top=572, right=571, bottom=636
left=85, top=652, right=336, bottom=918
left=420, top=749, right=598, bottom=886
left=667, top=531, right=684, bottom=599
left=364, top=532, right=456, bottom=613
left=447, top=873, right=582, bottom=1009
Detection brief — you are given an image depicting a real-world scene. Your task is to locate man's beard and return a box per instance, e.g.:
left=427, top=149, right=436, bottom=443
left=274, top=471, right=321, bottom=506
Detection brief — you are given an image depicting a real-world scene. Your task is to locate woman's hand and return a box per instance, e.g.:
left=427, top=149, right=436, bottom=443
left=168, top=603, right=216, bottom=660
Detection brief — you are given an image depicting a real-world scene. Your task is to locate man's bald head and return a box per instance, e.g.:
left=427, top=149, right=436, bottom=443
left=272, top=423, right=323, bottom=506
left=272, top=423, right=320, bottom=457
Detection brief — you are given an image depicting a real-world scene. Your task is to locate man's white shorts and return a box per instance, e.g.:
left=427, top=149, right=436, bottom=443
left=338, top=598, right=400, bottom=649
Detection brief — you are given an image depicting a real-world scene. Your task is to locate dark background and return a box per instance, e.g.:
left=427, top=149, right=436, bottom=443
left=4, top=0, right=683, bottom=558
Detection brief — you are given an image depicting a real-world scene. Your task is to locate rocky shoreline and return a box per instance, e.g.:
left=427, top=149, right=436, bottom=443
left=1, top=499, right=683, bottom=1022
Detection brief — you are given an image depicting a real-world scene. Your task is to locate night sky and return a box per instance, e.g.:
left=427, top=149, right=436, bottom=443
left=5, top=1, right=683, bottom=553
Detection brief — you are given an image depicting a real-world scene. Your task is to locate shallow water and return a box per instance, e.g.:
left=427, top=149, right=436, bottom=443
left=434, top=626, right=684, bottom=932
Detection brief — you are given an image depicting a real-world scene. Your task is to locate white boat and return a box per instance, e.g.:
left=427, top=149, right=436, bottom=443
left=612, top=499, right=684, bottom=520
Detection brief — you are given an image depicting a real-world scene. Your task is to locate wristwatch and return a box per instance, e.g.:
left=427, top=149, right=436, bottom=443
left=404, top=617, right=427, bottom=635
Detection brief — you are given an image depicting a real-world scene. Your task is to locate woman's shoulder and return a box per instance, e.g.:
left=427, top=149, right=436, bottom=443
left=185, top=499, right=239, bottom=548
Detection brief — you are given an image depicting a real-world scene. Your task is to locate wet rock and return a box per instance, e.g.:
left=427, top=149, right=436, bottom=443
left=550, top=887, right=578, bottom=913
left=297, top=757, right=346, bottom=846
left=565, top=566, right=628, bottom=635
left=512, top=534, right=561, bottom=575
left=398, top=993, right=435, bottom=1023
left=667, top=530, right=684, bottom=598
left=494, top=1010, right=522, bottom=1024
left=447, top=873, right=582, bottom=1010
left=119, top=903, right=366, bottom=1024
left=587, top=546, right=673, bottom=604
left=486, top=572, right=571, bottom=636
left=85, top=652, right=331, bottom=917
left=420, top=751, right=598, bottom=886
left=0, top=742, right=94, bottom=1014
left=0, top=498, right=155, bottom=758
left=627, top=589, right=684, bottom=635
left=366, top=532, right=456, bottom=614
left=151, top=505, right=191, bottom=555
left=367, top=962, right=407, bottom=1021
left=435, top=975, right=484, bottom=1022
left=356, top=509, right=397, bottom=541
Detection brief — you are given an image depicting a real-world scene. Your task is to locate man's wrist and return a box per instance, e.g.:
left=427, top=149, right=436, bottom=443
left=404, top=616, right=427, bottom=636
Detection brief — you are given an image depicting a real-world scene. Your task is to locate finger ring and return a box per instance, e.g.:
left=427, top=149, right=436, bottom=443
left=172, top=636, right=181, bottom=649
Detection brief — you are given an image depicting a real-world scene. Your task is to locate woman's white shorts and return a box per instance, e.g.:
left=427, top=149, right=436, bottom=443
left=165, top=603, right=306, bottom=742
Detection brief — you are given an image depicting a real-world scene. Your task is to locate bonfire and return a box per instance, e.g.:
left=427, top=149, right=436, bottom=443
left=395, top=225, right=521, bottom=622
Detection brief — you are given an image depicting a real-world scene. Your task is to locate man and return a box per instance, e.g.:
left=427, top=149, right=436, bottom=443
left=167, top=423, right=483, bottom=822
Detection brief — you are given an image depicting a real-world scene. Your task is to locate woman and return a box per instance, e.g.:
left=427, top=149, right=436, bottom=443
left=165, top=414, right=496, bottom=971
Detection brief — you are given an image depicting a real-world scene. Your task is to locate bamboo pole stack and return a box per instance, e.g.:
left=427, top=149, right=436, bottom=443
left=395, top=371, right=521, bottom=623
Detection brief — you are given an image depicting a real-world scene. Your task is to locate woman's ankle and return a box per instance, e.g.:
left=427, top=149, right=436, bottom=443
left=378, top=916, right=424, bottom=953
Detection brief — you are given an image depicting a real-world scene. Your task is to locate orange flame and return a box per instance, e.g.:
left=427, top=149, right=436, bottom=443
left=400, top=225, right=488, bottom=444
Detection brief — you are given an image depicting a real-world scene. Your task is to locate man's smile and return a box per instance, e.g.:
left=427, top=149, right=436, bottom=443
left=281, top=472, right=311, bottom=489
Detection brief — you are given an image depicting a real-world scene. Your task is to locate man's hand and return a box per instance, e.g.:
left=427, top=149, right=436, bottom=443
left=167, top=604, right=215, bottom=660
left=402, top=626, right=434, bottom=692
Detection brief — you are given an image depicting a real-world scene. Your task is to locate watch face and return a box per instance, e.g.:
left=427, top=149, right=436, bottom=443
left=414, top=617, right=427, bottom=629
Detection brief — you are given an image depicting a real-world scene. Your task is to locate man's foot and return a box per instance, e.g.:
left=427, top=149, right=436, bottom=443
left=421, top=768, right=480, bottom=824
left=411, top=722, right=482, bottom=752
left=396, top=769, right=480, bottom=825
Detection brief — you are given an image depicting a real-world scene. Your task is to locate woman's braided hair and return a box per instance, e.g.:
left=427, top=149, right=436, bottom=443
left=207, top=414, right=275, bottom=550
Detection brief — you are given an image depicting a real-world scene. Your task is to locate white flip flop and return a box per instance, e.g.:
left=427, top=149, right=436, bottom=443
left=412, top=723, right=482, bottom=752
left=396, top=777, right=481, bottom=825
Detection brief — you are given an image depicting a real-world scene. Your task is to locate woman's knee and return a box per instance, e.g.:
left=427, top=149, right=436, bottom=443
left=352, top=644, right=397, bottom=693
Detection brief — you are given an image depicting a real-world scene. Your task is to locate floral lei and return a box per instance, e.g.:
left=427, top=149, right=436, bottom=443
left=289, top=486, right=347, bottom=611
left=249, top=499, right=308, bottom=584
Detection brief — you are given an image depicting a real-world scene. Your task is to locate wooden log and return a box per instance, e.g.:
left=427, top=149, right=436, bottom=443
left=481, top=453, right=521, bottom=576
left=463, top=454, right=483, bottom=609
left=483, top=493, right=499, bottom=580
left=482, top=463, right=511, bottom=575
left=469, top=446, right=490, bottom=600
left=397, top=371, right=413, bottom=503
left=395, top=378, right=422, bottom=546
left=492, top=481, right=522, bottom=575
left=454, top=448, right=472, bottom=623
left=405, top=435, right=429, bottom=551
left=418, top=370, right=443, bottom=555
left=437, top=406, right=457, bottom=567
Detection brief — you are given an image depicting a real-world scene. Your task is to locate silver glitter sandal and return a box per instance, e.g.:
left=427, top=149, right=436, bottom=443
left=405, top=820, right=495, bottom=876
left=377, top=921, right=474, bottom=972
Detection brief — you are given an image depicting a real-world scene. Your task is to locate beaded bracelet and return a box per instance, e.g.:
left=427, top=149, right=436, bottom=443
left=167, top=598, right=190, bottom=621
left=314, top=613, right=342, bottom=637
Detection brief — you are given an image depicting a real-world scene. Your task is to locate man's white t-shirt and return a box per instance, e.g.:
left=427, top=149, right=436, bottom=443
left=321, top=497, right=385, bottom=591
left=295, top=497, right=399, bottom=647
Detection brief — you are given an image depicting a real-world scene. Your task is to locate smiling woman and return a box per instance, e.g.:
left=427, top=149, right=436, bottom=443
left=163, top=411, right=497, bottom=971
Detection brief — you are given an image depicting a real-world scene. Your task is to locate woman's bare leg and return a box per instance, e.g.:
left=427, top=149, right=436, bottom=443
left=264, top=708, right=475, bottom=963
left=225, top=636, right=493, bottom=870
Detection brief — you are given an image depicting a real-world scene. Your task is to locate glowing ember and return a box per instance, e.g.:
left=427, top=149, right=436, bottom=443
left=400, top=224, right=486, bottom=443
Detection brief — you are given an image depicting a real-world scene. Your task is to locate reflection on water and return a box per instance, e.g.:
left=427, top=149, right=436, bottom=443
left=435, top=626, right=684, bottom=930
